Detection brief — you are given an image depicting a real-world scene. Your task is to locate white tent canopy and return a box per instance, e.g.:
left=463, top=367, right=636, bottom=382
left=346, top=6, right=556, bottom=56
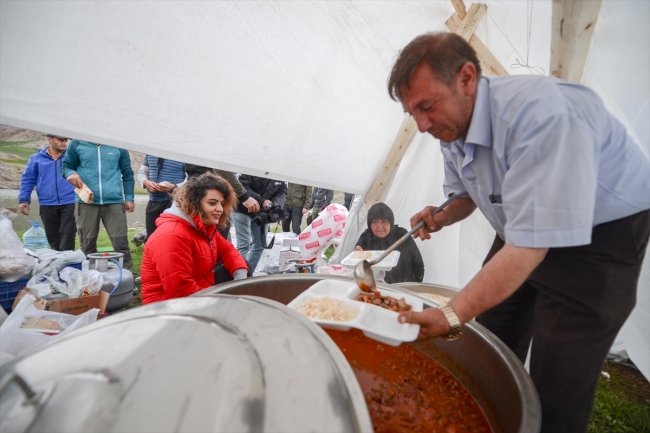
left=1, top=1, right=648, bottom=380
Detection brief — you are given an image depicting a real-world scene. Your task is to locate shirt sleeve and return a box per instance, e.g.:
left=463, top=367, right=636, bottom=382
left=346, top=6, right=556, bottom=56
left=502, top=114, right=599, bottom=247
left=60, top=141, right=80, bottom=179
left=137, top=163, right=150, bottom=186
left=119, top=149, right=135, bottom=202
left=18, top=154, right=39, bottom=203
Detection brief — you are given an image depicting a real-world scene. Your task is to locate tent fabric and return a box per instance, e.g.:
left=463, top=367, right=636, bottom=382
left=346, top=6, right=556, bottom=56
left=1, top=1, right=648, bottom=380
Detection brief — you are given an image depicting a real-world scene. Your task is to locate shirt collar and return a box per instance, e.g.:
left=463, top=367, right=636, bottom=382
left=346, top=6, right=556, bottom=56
left=465, top=76, right=492, bottom=148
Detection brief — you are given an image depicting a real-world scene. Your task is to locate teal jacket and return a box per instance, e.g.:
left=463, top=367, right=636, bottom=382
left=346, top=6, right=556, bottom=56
left=61, top=140, right=134, bottom=204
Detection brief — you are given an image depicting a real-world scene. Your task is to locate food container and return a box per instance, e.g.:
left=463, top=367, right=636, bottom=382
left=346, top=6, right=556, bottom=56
left=287, top=279, right=423, bottom=346
left=199, top=275, right=541, bottom=433
left=341, top=250, right=400, bottom=271
left=0, top=295, right=372, bottom=433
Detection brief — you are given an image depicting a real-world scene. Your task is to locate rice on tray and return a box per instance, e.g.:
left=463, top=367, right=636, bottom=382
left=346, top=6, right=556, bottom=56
left=297, top=297, right=359, bottom=321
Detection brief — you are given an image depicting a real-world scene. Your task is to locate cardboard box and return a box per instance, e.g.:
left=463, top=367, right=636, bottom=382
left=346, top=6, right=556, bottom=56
left=12, top=288, right=100, bottom=315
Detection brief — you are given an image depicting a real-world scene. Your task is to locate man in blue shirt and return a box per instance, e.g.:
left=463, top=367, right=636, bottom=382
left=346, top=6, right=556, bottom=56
left=137, top=155, right=186, bottom=239
left=390, top=33, right=650, bottom=433
left=18, top=134, right=76, bottom=250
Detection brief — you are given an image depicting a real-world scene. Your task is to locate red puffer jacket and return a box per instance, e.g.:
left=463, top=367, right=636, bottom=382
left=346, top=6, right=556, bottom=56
left=141, top=206, right=248, bottom=304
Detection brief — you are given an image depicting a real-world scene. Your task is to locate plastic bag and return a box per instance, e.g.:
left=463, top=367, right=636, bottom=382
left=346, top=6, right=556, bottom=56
left=0, top=211, right=37, bottom=282
left=58, top=267, right=84, bottom=298
left=299, top=204, right=348, bottom=260
left=316, top=265, right=354, bottom=276
left=80, top=269, right=105, bottom=295
left=0, top=209, right=23, bottom=254
left=0, top=294, right=98, bottom=359
left=32, top=249, right=85, bottom=274
left=26, top=268, right=68, bottom=298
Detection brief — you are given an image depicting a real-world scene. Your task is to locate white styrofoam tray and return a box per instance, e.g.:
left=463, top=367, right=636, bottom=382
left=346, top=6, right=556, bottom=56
left=340, top=250, right=401, bottom=271
left=287, top=279, right=423, bottom=346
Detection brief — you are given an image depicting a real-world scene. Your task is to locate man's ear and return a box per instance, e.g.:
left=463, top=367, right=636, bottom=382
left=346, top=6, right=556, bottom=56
left=457, top=62, right=477, bottom=96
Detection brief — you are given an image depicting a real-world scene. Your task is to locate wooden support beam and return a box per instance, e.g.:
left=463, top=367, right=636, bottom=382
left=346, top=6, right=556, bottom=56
left=455, top=3, right=487, bottom=42
left=550, top=0, right=602, bottom=83
left=446, top=13, right=509, bottom=76
left=451, top=0, right=467, bottom=20
left=364, top=114, right=419, bottom=208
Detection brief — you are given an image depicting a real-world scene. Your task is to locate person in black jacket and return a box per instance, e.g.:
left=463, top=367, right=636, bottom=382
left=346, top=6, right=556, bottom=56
left=233, top=174, right=287, bottom=271
left=355, top=203, right=424, bottom=284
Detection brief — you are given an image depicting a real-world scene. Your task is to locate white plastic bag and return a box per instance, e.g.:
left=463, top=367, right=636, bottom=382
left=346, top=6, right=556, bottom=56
left=299, top=204, right=348, bottom=260
left=81, top=269, right=105, bottom=295
left=316, top=265, right=354, bottom=276
left=0, top=211, right=37, bottom=282
left=0, top=294, right=99, bottom=358
left=58, top=267, right=84, bottom=298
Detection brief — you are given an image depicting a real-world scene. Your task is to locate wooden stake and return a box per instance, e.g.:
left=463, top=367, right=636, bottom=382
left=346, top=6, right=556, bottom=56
left=550, top=0, right=602, bottom=83
left=455, top=3, right=487, bottom=42
left=364, top=115, right=418, bottom=208
left=446, top=13, right=509, bottom=76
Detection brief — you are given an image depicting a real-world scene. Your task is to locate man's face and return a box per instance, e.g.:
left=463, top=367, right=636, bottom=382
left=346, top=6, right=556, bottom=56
left=371, top=219, right=391, bottom=239
left=47, top=137, right=68, bottom=152
left=399, top=62, right=476, bottom=143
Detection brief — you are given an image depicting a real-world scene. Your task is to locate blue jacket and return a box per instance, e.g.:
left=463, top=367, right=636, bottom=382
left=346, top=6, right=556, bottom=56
left=19, top=147, right=76, bottom=206
left=61, top=140, right=134, bottom=205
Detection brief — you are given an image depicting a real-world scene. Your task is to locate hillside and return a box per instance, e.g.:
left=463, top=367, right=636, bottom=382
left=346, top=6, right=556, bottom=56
left=0, top=126, right=144, bottom=189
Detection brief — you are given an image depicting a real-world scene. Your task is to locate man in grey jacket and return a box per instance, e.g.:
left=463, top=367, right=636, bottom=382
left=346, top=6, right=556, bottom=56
left=307, top=187, right=333, bottom=225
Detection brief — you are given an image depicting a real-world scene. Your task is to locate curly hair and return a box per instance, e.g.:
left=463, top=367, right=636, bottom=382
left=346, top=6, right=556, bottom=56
left=174, top=172, right=237, bottom=228
left=388, top=32, right=482, bottom=101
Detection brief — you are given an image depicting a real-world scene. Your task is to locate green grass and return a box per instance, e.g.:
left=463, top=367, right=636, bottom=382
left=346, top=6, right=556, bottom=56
left=588, top=362, right=650, bottom=433
left=0, top=140, right=40, bottom=161
left=134, top=188, right=148, bottom=195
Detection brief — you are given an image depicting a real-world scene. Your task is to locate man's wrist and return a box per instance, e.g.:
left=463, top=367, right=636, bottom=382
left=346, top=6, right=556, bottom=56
left=439, top=304, right=462, bottom=340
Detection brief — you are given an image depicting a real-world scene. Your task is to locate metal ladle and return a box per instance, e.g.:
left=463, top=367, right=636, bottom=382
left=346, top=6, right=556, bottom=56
left=354, top=194, right=458, bottom=293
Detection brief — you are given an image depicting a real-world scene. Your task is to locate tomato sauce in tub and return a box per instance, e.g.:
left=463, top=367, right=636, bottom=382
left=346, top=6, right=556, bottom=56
left=326, top=329, right=492, bottom=433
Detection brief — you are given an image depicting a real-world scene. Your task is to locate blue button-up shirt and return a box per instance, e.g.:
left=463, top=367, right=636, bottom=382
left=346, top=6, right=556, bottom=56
left=442, top=75, right=650, bottom=248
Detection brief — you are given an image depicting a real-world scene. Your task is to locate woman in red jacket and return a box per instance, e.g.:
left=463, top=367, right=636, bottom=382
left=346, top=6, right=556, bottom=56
left=141, top=173, right=249, bottom=304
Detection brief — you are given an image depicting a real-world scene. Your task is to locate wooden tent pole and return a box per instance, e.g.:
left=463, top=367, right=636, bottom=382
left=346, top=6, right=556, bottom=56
left=363, top=114, right=418, bottom=208
left=550, top=0, right=602, bottom=83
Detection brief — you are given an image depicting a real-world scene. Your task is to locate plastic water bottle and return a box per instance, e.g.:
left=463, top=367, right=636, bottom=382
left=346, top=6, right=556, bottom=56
left=23, top=220, right=50, bottom=251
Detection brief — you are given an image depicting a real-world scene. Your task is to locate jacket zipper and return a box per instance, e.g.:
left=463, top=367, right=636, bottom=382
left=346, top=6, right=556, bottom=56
left=96, top=144, right=103, bottom=204
left=54, top=157, right=61, bottom=204
left=189, top=223, right=218, bottom=264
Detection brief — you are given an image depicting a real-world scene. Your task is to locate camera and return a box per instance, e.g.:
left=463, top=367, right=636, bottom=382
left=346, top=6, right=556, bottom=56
left=252, top=204, right=285, bottom=226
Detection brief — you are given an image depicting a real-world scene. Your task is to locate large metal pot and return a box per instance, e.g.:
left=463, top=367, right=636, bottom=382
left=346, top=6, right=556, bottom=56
left=198, top=275, right=541, bottom=433
left=0, top=294, right=372, bottom=432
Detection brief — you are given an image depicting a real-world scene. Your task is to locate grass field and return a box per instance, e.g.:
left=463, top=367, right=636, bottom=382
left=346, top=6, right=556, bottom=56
left=0, top=140, right=38, bottom=166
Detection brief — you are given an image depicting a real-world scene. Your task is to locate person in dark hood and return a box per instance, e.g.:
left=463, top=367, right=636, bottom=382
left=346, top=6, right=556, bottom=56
left=355, top=203, right=424, bottom=284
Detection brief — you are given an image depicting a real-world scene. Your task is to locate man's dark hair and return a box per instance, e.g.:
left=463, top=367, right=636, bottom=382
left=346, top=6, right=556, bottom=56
left=388, top=32, right=482, bottom=101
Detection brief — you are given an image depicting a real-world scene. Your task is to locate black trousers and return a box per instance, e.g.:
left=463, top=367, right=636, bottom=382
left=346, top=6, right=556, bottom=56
left=476, top=210, right=650, bottom=433
left=145, top=200, right=173, bottom=239
left=213, top=259, right=253, bottom=284
left=282, top=205, right=304, bottom=235
left=39, top=204, right=76, bottom=251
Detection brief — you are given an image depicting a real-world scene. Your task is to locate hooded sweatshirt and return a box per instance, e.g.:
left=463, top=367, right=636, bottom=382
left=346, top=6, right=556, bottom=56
left=140, top=203, right=248, bottom=304
left=356, top=203, right=425, bottom=284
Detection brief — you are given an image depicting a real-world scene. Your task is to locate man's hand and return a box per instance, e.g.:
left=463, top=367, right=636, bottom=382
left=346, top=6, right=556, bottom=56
left=302, top=207, right=309, bottom=214
left=409, top=206, right=450, bottom=240
left=410, top=198, right=477, bottom=241
left=398, top=244, right=548, bottom=340
left=124, top=201, right=135, bottom=212
left=158, top=182, right=175, bottom=193
left=262, top=199, right=273, bottom=210
left=143, top=180, right=161, bottom=193
left=67, top=174, right=83, bottom=189
left=242, top=197, right=260, bottom=213
left=398, top=308, right=451, bottom=339
left=19, top=203, right=30, bottom=215
left=355, top=246, right=363, bottom=251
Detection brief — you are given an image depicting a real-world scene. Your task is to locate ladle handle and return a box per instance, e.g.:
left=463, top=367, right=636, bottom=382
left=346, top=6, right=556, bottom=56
left=368, top=194, right=458, bottom=266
